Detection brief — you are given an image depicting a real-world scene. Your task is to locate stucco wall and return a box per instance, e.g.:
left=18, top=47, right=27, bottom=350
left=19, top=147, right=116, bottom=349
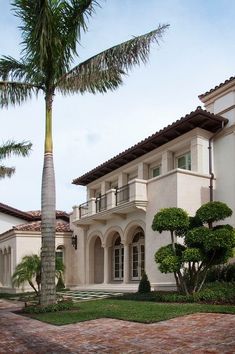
left=0, top=213, right=27, bottom=234
left=214, top=132, right=235, bottom=227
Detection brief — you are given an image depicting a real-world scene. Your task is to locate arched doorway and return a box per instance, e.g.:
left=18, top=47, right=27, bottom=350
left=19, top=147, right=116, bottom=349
left=94, top=237, right=104, bottom=284
left=131, top=228, right=145, bottom=280
left=112, top=233, right=123, bottom=281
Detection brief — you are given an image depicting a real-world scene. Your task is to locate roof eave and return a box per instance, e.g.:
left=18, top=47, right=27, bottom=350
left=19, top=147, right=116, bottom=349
left=72, top=108, right=228, bottom=186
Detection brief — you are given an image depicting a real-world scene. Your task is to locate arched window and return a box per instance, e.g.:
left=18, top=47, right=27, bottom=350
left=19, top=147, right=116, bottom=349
left=56, top=245, right=64, bottom=264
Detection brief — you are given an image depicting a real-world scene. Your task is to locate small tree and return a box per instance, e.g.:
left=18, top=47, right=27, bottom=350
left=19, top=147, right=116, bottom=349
left=138, top=271, right=151, bottom=293
left=152, top=207, right=189, bottom=293
left=12, top=254, right=64, bottom=302
left=152, top=202, right=235, bottom=295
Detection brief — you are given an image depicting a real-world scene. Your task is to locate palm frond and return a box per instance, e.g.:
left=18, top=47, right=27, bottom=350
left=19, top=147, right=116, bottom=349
left=13, top=0, right=62, bottom=78
left=0, top=56, right=29, bottom=81
left=56, top=24, right=168, bottom=95
left=0, top=165, right=15, bottom=179
left=57, top=65, right=124, bottom=94
left=0, top=81, right=40, bottom=107
left=66, top=25, right=169, bottom=77
left=60, top=0, right=100, bottom=58
left=0, top=140, right=32, bottom=159
left=0, top=56, right=44, bottom=86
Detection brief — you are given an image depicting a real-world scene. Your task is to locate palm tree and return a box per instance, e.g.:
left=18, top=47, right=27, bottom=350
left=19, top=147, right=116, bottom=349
left=12, top=254, right=65, bottom=302
left=0, top=1, right=169, bottom=305
left=0, top=140, right=32, bottom=179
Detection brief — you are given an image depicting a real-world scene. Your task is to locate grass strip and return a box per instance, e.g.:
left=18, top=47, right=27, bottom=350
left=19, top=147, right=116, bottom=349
left=30, top=299, right=235, bottom=325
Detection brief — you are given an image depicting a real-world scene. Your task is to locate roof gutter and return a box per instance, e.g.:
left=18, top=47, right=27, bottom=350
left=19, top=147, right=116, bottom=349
left=208, top=121, right=225, bottom=202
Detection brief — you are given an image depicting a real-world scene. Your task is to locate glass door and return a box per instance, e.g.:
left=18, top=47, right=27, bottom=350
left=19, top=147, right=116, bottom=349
left=132, top=244, right=145, bottom=280
left=113, top=245, right=124, bottom=280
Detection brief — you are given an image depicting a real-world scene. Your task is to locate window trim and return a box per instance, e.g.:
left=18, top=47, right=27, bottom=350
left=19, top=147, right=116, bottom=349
left=176, top=151, right=191, bottom=171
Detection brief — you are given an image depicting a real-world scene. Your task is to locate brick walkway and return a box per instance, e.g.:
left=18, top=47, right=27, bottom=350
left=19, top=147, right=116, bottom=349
left=0, top=299, right=234, bottom=353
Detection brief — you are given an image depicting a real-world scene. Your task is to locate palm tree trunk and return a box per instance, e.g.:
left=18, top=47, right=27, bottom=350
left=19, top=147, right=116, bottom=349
left=40, top=92, right=56, bottom=306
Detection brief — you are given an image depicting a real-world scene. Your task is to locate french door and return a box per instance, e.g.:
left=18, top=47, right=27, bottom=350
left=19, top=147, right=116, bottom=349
left=132, top=244, right=145, bottom=280
left=113, top=245, right=124, bottom=280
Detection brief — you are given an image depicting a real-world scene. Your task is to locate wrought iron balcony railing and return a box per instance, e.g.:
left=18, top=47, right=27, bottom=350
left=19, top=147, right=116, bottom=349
left=95, top=194, right=107, bottom=213
left=115, top=184, right=130, bottom=206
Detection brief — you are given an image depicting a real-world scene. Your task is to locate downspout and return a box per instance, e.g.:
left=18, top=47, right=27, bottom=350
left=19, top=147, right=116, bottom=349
left=208, top=121, right=225, bottom=201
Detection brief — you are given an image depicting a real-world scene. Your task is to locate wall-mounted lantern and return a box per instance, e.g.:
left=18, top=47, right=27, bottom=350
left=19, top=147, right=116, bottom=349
left=71, top=234, right=77, bottom=250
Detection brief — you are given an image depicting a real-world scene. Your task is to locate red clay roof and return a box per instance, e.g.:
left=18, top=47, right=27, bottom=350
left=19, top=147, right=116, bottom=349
left=27, top=210, right=69, bottom=222
left=199, top=76, right=235, bottom=100
left=0, top=202, right=33, bottom=221
left=13, top=220, right=71, bottom=233
left=72, top=107, right=228, bottom=186
left=0, top=202, right=70, bottom=222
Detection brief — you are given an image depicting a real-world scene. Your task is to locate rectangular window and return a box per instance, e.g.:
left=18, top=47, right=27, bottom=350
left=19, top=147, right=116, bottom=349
left=177, top=152, right=191, bottom=170
left=152, top=165, right=161, bottom=178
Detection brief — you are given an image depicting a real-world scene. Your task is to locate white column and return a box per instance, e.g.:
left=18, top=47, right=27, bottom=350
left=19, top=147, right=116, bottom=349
left=138, top=162, right=148, bottom=179
left=118, top=173, right=128, bottom=187
left=3, top=252, right=7, bottom=286
left=0, top=251, right=3, bottom=286
left=103, top=245, right=109, bottom=284
left=123, top=242, right=130, bottom=284
left=161, top=150, right=174, bottom=174
left=191, top=137, right=208, bottom=173
left=101, top=181, right=109, bottom=195
left=7, top=251, right=11, bottom=286
left=106, top=189, right=116, bottom=209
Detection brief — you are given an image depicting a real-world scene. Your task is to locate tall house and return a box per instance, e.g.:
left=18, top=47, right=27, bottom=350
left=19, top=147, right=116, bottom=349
left=199, top=76, right=235, bottom=225
left=71, top=74, right=233, bottom=290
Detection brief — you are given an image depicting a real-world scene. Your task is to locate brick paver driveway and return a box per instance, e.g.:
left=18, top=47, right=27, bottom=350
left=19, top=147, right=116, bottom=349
left=0, top=299, right=234, bottom=353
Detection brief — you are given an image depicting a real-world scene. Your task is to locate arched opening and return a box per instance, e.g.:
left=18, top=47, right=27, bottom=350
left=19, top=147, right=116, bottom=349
left=0, top=249, right=3, bottom=286
left=112, top=233, right=123, bottom=281
left=94, top=237, right=104, bottom=284
left=56, top=245, right=64, bottom=264
left=131, top=227, right=145, bottom=281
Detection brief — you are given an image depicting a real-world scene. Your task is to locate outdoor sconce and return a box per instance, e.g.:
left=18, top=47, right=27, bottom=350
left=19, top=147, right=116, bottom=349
left=71, top=234, right=77, bottom=250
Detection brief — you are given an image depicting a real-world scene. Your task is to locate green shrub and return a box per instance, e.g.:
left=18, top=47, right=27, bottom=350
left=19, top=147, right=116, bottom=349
left=152, top=207, right=189, bottom=233
left=206, top=263, right=235, bottom=283
left=138, top=272, right=151, bottom=293
left=24, top=300, right=73, bottom=314
left=114, top=282, right=235, bottom=304
left=56, top=274, right=65, bottom=291
left=196, top=201, right=232, bottom=225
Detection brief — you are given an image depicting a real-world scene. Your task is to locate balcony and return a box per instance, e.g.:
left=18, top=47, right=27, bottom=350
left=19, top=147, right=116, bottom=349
left=72, top=179, right=148, bottom=226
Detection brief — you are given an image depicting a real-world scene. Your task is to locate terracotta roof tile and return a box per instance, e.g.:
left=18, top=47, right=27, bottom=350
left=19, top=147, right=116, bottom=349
left=72, top=107, right=228, bottom=186
left=13, top=220, right=71, bottom=233
left=27, top=210, right=69, bottom=221
left=0, top=202, right=33, bottom=221
left=199, top=76, right=235, bottom=99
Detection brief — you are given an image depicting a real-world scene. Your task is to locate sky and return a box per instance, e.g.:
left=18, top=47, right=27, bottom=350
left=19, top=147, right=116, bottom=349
left=0, top=0, right=235, bottom=213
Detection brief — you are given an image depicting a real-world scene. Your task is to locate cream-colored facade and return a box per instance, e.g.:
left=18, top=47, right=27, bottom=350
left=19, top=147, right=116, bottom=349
left=71, top=77, right=235, bottom=291
left=1, top=77, right=235, bottom=293
left=0, top=207, right=73, bottom=293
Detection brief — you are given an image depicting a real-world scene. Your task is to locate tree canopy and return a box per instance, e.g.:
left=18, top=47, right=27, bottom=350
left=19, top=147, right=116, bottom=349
left=152, top=202, right=235, bottom=294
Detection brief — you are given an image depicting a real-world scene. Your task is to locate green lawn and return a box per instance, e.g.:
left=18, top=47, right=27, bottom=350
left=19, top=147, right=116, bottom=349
left=30, top=299, right=235, bottom=325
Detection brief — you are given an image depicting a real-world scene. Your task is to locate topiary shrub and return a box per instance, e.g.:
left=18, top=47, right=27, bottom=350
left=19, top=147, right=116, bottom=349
left=196, top=201, right=232, bottom=226
left=138, top=272, right=151, bottom=293
left=56, top=274, right=65, bottom=291
left=152, top=207, right=189, bottom=233
left=153, top=202, right=235, bottom=295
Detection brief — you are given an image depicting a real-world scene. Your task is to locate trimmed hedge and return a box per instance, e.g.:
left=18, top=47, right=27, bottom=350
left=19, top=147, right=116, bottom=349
left=206, top=263, right=235, bottom=283
left=113, top=282, right=235, bottom=305
left=24, top=300, right=73, bottom=314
